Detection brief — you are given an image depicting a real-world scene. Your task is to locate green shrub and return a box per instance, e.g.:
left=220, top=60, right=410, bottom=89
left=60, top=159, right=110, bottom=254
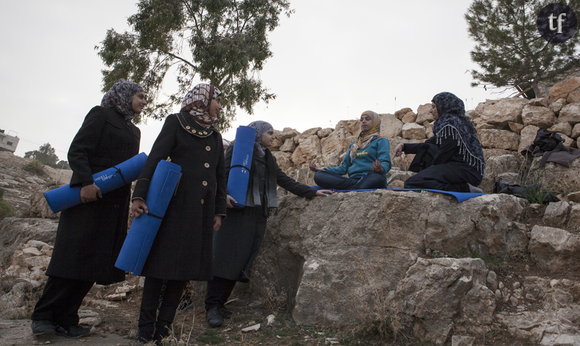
left=0, top=200, right=15, bottom=220
left=24, top=160, right=45, bottom=176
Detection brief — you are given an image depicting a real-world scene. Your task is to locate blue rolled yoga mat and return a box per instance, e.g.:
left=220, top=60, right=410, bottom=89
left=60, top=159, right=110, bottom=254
left=44, top=152, right=148, bottom=214
left=227, top=126, right=256, bottom=208
left=115, top=160, right=182, bottom=275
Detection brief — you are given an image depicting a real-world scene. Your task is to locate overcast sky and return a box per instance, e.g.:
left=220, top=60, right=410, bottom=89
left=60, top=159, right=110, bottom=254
left=0, top=0, right=501, bottom=160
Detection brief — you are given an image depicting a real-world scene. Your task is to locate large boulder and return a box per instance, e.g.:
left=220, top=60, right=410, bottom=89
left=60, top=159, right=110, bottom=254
left=390, top=258, right=496, bottom=345
left=558, top=103, right=580, bottom=126
left=291, top=135, right=321, bottom=167
left=319, top=128, right=353, bottom=167
left=548, top=77, right=580, bottom=103
left=401, top=123, right=426, bottom=140
left=521, top=105, right=556, bottom=128
left=478, top=129, right=519, bottom=150
left=518, top=125, right=540, bottom=153
left=529, top=225, right=580, bottom=273
left=479, top=98, right=528, bottom=128
left=379, top=113, right=403, bottom=139
left=255, top=191, right=526, bottom=333
left=416, top=103, right=434, bottom=124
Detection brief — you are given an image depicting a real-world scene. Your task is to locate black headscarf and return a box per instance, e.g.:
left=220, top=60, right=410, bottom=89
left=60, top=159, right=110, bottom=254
left=100, top=79, right=144, bottom=120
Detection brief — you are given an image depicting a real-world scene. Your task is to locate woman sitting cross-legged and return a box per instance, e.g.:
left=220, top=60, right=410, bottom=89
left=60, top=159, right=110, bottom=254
left=309, top=110, right=391, bottom=190
left=393, top=91, right=485, bottom=193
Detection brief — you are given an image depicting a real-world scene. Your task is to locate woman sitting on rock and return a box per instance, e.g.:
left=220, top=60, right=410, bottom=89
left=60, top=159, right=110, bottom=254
left=393, top=91, right=485, bottom=192
left=309, top=110, right=391, bottom=190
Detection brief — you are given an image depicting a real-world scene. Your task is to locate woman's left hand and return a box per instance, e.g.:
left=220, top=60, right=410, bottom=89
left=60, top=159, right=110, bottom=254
left=371, top=159, right=382, bottom=173
left=226, top=195, right=237, bottom=208
left=315, top=190, right=334, bottom=196
left=213, top=215, right=222, bottom=232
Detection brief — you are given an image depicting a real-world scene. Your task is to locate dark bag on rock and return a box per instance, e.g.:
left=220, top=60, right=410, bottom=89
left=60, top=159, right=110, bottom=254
left=531, top=129, right=564, bottom=152
left=493, top=179, right=559, bottom=203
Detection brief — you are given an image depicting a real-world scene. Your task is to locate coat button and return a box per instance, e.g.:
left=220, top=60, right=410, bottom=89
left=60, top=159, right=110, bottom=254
left=202, top=181, right=208, bottom=186
left=206, top=146, right=211, bottom=151
left=204, top=163, right=210, bottom=168
left=201, top=199, right=204, bottom=204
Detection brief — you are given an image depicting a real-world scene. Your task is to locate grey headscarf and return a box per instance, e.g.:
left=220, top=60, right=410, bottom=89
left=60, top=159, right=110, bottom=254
left=248, top=121, right=273, bottom=157
left=100, top=79, right=144, bottom=120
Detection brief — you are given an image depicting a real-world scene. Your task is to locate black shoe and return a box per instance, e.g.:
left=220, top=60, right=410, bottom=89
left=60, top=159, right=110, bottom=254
left=31, top=320, right=57, bottom=336
left=206, top=307, right=224, bottom=328
left=218, top=306, right=233, bottom=319
left=55, top=324, right=90, bottom=338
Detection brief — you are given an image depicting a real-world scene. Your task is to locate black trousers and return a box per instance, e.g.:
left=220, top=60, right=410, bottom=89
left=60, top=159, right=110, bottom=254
left=205, top=276, right=237, bottom=311
left=31, top=276, right=94, bottom=326
left=404, top=161, right=482, bottom=192
left=138, top=277, right=187, bottom=340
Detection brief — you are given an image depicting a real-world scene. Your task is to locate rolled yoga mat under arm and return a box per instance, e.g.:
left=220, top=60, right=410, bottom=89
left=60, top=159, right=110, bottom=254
left=114, top=159, right=182, bottom=275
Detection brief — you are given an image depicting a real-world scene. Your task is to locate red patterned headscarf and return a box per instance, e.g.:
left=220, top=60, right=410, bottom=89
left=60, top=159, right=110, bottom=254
left=181, top=83, right=222, bottom=126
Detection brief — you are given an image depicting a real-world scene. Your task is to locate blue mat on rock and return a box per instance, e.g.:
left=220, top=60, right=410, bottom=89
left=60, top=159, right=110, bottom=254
left=310, top=186, right=485, bottom=203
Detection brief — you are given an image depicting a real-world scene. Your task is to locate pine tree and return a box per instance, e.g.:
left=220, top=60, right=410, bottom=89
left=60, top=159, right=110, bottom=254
left=465, top=0, right=580, bottom=97
left=97, top=0, right=292, bottom=129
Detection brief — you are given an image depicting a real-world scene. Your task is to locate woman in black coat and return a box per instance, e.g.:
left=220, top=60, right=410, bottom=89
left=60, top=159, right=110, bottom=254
left=131, top=83, right=227, bottom=343
left=393, top=91, right=485, bottom=192
left=31, top=79, right=145, bottom=338
left=204, top=121, right=333, bottom=328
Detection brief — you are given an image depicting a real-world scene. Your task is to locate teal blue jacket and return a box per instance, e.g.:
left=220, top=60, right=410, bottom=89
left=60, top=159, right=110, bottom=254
left=326, top=136, right=391, bottom=183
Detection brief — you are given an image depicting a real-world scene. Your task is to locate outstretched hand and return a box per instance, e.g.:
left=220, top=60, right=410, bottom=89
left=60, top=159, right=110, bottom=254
left=315, top=189, right=334, bottom=196
left=309, top=161, right=324, bottom=172
left=393, top=143, right=405, bottom=157
left=371, top=159, right=383, bottom=173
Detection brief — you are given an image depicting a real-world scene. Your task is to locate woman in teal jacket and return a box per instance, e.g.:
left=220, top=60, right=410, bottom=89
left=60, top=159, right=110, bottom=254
left=310, top=110, right=391, bottom=189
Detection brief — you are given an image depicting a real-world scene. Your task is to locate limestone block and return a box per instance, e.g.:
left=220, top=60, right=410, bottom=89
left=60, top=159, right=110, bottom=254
left=560, top=133, right=575, bottom=147
left=568, top=88, right=580, bottom=104
left=317, top=128, right=333, bottom=138
left=335, top=119, right=360, bottom=136
left=416, top=103, right=434, bottom=124
left=567, top=203, right=580, bottom=228
left=509, top=122, right=525, bottom=134
left=529, top=97, right=549, bottom=107
left=297, top=127, right=322, bottom=140
left=278, top=127, right=299, bottom=141
left=543, top=201, right=570, bottom=228
left=479, top=98, right=528, bottom=127
left=548, top=77, right=580, bottom=103
left=572, top=123, right=580, bottom=139
left=390, top=258, right=494, bottom=344
left=291, top=135, right=321, bottom=167
left=279, top=138, right=296, bottom=152
left=401, top=123, right=426, bottom=140
left=271, top=151, right=294, bottom=172
left=549, top=98, right=567, bottom=115
left=395, top=107, right=413, bottom=120
left=320, top=128, right=353, bottom=167
left=559, top=103, right=580, bottom=126
left=522, top=105, right=557, bottom=128
left=401, top=111, right=417, bottom=124
left=548, top=122, right=572, bottom=137
left=478, top=129, right=519, bottom=150
left=518, top=125, right=540, bottom=153
left=529, top=225, right=580, bottom=272
left=380, top=113, right=403, bottom=139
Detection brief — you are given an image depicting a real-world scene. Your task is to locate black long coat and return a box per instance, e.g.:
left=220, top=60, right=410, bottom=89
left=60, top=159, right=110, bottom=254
left=212, top=145, right=316, bottom=282
left=46, top=106, right=140, bottom=285
left=132, top=112, right=227, bottom=281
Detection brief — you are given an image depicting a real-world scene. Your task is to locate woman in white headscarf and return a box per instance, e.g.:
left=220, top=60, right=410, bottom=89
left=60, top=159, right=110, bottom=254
left=204, top=120, right=333, bottom=328
left=309, top=110, right=392, bottom=189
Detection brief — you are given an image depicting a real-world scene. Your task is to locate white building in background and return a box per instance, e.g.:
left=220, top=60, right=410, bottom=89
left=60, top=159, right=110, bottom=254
left=0, top=130, right=19, bottom=153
